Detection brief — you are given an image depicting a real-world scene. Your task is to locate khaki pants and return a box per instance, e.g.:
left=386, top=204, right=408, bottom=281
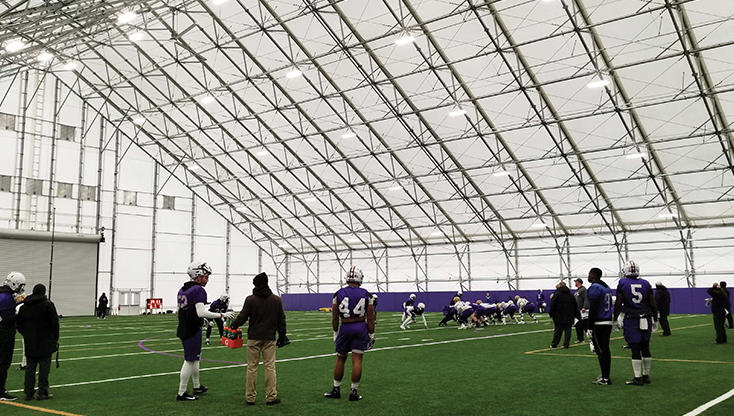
left=246, top=339, right=277, bottom=402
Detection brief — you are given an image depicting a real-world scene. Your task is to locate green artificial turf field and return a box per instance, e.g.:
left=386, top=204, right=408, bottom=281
left=1, top=312, right=732, bottom=416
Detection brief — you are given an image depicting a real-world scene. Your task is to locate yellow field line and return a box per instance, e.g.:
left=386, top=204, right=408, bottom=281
left=0, top=401, right=85, bottom=416
left=525, top=323, right=710, bottom=355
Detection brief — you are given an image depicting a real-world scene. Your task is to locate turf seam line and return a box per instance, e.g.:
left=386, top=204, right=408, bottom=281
left=0, top=401, right=85, bottom=416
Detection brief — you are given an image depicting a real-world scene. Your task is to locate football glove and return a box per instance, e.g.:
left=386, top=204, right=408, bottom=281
left=276, top=333, right=290, bottom=348
left=367, top=333, right=375, bottom=350
left=333, top=331, right=338, bottom=341
left=589, top=339, right=596, bottom=354
left=223, top=311, right=236, bottom=320
left=612, top=321, right=621, bottom=333
left=586, top=329, right=594, bottom=340
left=651, top=319, right=659, bottom=333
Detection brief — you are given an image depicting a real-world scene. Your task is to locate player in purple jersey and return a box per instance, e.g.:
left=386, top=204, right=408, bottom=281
left=587, top=268, right=614, bottom=385
left=537, top=289, right=547, bottom=313
left=400, top=302, right=427, bottom=329
left=402, top=294, right=416, bottom=319
left=438, top=304, right=458, bottom=326
left=501, top=300, right=520, bottom=325
left=175, top=261, right=235, bottom=401
left=324, top=266, right=375, bottom=402
left=455, top=301, right=476, bottom=329
left=613, top=261, right=658, bottom=386
left=471, top=301, right=497, bottom=327
left=204, top=293, right=229, bottom=345
left=515, top=296, right=538, bottom=324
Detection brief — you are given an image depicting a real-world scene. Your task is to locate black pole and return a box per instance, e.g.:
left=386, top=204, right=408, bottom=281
left=48, top=207, right=56, bottom=300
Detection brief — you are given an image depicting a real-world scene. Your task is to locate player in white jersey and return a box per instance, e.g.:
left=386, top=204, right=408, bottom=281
left=400, top=303, right=427, bottom=329
left=514, top=295, right=538, bottom=324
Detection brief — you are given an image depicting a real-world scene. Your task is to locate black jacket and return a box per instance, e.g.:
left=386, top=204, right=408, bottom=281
left=17, top=294, right=60, bottom=357
left=655, top=286, right=671, bottom=316
left=549, top=286, right=580, bottom=325
left=707, top=286, right=728, bottom=314
left=232, top=285, right=286, bottom=341
left=98, top=294, right=108, bottom=309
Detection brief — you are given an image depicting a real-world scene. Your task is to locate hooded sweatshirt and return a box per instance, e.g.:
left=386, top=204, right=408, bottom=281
left=655, top=285, right=671, bottom=316
left=548, top=285, right=580, bottom=325
left=232, top=285, right=286, bottom=341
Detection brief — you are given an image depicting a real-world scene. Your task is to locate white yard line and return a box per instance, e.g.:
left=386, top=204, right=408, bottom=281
left=681, top=387, right=734, bottom=416
left=7, top=328, right=552, bottom=393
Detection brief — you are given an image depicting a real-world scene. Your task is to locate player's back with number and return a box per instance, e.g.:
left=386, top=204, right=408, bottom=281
left=335, top=286, right=370, bottom=320
left=618, top=277, right=653, bottom=317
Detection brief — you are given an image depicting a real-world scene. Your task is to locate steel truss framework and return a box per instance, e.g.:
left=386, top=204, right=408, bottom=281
left=2, top=0, right=734, bottom=290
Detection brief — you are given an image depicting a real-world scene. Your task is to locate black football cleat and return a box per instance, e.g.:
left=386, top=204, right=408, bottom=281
left=36, top=394, right=53, bottom=401
left=176, top=392, right=198, bottom=401
left=642, top=375, right=651, bottom=384
left=0, top=393, right=17, bottom=401
left=626, top=378, right=644, bottom=386
left=193, top=385, right=208, bottom=395
left=324, top=386, right=341, bottom=399
left=348, top=389, right=362, bottom=401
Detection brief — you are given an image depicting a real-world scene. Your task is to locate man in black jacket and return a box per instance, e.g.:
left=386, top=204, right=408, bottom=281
left=654, top=282, right=672, bottom=336
left=549, top=281, right=580, bottom=349
left=0, top=271, right=26, bottom=401
left=707, top=283, right=728, bottom=344
left=231, top=272, right=288, bottom=406
left=721, top=282, right=732, bottom=329
left=17, top=284, right=59, bottom=401
left=97, top=293, right=108, bottom=319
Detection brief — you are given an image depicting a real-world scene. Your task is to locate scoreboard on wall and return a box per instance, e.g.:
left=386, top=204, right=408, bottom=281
left=146, top=298, right=163, bottom=309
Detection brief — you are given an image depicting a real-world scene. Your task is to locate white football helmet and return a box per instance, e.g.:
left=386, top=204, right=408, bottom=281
left=219, top=292, right=229, bottom=303
left=457, top=290, right=463, bottom=296
left=3, top=272, right=26, bottom=293
left=346, top=266, right=363, bottom=284
left=417, top=302, right=425, bottom=309
left=187, top=261, right=212, bottom=279
left=623, top=260, right=640, bottom=278
left=410, top=293, right=416, bottom=300
left=372, top=294, right=378, bottom=300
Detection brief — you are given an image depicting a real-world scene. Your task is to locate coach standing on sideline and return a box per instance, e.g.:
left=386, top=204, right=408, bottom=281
left=707, top=282, right=728, bottom=344
left=549, top=281, right=579, bottom=349
left=17, top=284, right=59, bottom=400
left=0, top=272, right=26, bottom=401
left=574, top=278, right=590, bottom=343
left=231, top=272, right=288, bottom=406
left=654, top=282, right=672, bottom=336
left=721, top=282, right=733, bottom=330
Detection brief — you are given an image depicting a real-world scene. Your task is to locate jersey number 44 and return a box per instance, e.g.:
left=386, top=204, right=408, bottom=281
left=338, top=297, right=366, bottom=318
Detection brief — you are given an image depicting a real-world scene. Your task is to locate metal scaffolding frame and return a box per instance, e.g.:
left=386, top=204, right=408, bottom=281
left=2, top=0, right=734, bottom=291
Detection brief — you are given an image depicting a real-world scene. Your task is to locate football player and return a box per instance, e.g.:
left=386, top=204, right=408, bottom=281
left=371, top=294, right=378, bottom=323
left=400, top=302, right=427, bottom=329
left=455, top=300, right=476, bottom=329
left=438, top=304, right=458, bottom=326
left=537, top=289, right=547, bottom=313
left=450, top=290, right=463, bottom=306
left=501, top=300, right=520, bottom=325
left=514, top=296, right=538, bottom=324
left=0, top=272, right=26, bottom=401
left=587, top=267, right=614, bottom=385
left=471, top=300, right=498, bottom=327
left=175, top=262, right=236, bottom=401
left=204, top=293, right=229, bottom=345
left=324, top=267, right=375, bottom=402
left=613, top=260, right=657, bottom=386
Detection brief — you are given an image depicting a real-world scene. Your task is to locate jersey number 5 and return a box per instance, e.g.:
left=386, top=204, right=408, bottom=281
left=630, top=284, right=643, bottom=304
left=339, top=297, right=366, bottom=318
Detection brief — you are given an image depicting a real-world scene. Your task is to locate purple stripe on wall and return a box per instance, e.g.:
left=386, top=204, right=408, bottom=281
left=282, top=287, right=716, bottom=315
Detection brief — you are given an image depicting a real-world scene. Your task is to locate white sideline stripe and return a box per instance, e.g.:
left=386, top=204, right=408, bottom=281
left=7, top=327, right=552, bottom=393
left=397, top=338, right=410, bottom=341
left=10, top=345, right=227, bottom=366
left=682, top=387, right=734, bottom=416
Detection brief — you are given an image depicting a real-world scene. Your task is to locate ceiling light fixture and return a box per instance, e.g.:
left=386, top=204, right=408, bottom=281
left=128, top=32, right=145, bottom=42
left=117, top=11, right=137, bottom=24
left=62, top=62, right=77, bottom=70
left=5, top=40, right=26, bottom=53
left=285, top=67, right=302, bottom=78
left=212, top=0, right=229, bottom=4
left=37, top=52, right=54, bottom=62
left=201, top=95, right=215, bottom=104
left=256, top=149, right=269, bottom=156
left=348, top=237, right=360, bottom=243
left=625, top=151, right=646, bottom=159
left=305, top=196, right=317, bottom=202
left=187, top=164, right=200, bottom=171
left=449, top=104, right=467, bottom=117
left=531, top=220, right=548, bottom=228
left=235, top=206, right=248, bottom=212
left=587, top=78, right=610, bottom=89
left=341, top=129, right=357, bottom=139
left=493, top=170, right=511, bottom=177
left=389, top=183, right=402, bottom=191
left=395, top=33, right=415, bottom=46
left=132, top=116, right=146, bottom=125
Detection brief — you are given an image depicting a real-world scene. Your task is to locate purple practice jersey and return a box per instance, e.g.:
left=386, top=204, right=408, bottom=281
left=208, top=299, right=228, bottom=314
left=333, top=286, right=373, bottom=320
left=0, top=289, right=17, bottom=333
left=588, top=281, right=613, bottom=324
left=475, top=304, right=497, bottom=317
left=617, top=277, right=653, bottom=318
left=177, top=281, right=207, bottom=340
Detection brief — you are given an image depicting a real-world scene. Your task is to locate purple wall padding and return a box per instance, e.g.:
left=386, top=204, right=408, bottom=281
left=281, top=287, right=716, bottom=315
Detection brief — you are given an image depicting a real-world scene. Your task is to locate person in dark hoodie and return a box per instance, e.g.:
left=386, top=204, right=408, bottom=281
left=96, top=293, right=108, bottom=319
left=1, top=272, right=26, bottom=401
left=548, top=281, right=580, bottom=349
left=587, top=268, right=613, bottom=385
left=231, top=272, right=288, bottom=406
left=721, top=282, right=733, bottom=329
left=707, top=282, right=728, bottom=344
left=16, top=284, right=59, bottom=401
left=175, top=262, right=236, bottom=401
left=654, top=282, right=672, bottom=336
